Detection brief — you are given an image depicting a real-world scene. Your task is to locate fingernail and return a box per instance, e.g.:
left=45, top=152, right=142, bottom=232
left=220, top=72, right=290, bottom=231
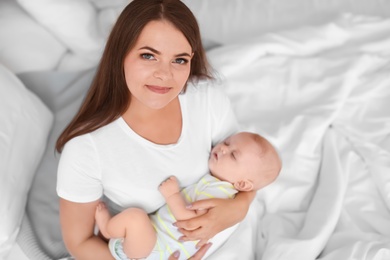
left=173, top=250, right=180, bottom=258
left=186, top=204, right=192, bottom=209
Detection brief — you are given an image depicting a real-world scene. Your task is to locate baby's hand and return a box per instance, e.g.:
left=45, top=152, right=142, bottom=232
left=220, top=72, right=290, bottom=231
left=159, top=176, right=180, bottom=199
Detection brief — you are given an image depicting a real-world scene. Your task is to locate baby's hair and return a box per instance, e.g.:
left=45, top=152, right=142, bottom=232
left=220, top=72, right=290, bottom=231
left=246, top=132, right=282, bottom=190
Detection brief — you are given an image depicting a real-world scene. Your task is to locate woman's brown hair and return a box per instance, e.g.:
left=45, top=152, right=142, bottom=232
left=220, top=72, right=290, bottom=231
left=56, top=0, right=211, bottom=152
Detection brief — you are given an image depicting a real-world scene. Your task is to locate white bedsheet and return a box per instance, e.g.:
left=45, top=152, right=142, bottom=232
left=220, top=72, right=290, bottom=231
left=205, top=13, right=390, bottom=260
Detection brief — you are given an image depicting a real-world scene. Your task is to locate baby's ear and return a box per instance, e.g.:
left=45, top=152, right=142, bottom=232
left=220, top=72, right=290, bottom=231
left=233, top=179, right=254, bottom=192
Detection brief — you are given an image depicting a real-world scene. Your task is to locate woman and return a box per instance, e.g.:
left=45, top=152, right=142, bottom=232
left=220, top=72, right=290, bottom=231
left=56, top=0, right=255, bottom=259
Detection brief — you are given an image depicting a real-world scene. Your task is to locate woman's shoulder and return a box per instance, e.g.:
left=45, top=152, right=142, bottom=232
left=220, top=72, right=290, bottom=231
left=62, top=133, right=95, bottom=155
left=62, top=118, right=121, bottom=153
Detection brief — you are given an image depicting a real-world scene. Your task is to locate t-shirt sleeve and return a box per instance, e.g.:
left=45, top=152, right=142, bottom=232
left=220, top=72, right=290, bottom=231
left=189, top=175, right=238, bottom=201
left=57, top=134, right=103, bottom=203
left=209, top=85, right=240, bottom=146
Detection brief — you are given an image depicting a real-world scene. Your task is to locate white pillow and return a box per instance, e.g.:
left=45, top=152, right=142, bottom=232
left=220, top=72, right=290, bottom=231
left=0, top=0, right=66, bottom=73
left=182, top=0, right=387, bottom=45
left=16, top=0, right=105, bottom=66
left=0, top=64, right=53, bottom=259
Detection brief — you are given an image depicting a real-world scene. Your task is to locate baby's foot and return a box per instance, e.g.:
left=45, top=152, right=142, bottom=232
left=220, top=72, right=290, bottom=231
left=95, top=202, right=112, bottom=239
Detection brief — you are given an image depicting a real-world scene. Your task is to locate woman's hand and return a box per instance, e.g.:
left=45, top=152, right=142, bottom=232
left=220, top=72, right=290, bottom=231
left=174, top=191, right=256, bottom=248
left=168, top=243, right=212, bottom=260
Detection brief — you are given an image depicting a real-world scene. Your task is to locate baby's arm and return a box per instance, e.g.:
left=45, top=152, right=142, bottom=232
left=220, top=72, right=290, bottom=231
left=159, top=176, right=205, bottom=221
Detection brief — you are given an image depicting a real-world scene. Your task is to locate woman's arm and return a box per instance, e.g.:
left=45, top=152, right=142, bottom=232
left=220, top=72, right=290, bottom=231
left=60, top=198, right=114, bottom=260
left=174, top=191, right=256, bottom=247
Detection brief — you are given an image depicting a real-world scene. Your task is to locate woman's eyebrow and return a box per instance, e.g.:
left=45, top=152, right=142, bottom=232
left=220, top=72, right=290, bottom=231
left=175, top=52, right=192, bottom=58
left=139, top=46, right=160, bottom=54
left=139, top=46, right=191, bottom=57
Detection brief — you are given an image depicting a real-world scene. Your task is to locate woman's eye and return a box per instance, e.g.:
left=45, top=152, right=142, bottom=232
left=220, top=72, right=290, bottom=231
left=141, top=53, right=155, bottom=60
left=173, top=58, right=188, bottom=65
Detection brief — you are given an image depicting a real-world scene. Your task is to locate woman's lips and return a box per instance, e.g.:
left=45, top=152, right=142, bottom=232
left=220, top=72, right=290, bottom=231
left=146, top=85, right=171, bottom=94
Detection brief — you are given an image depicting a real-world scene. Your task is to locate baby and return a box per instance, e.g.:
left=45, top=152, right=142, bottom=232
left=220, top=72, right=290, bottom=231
left=95, top=131, right=282, bottom=260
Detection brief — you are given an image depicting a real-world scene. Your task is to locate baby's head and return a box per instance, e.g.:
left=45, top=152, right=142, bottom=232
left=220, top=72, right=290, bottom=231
left=209, top=132, right=281, bottom=191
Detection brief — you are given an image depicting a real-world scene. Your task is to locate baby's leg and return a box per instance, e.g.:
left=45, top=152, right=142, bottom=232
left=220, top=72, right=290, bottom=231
left=97, top=205, right=157, bottom=259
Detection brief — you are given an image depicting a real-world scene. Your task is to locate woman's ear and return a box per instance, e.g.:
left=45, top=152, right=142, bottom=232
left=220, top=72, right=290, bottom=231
left=233, top=179, right=254, bottom=192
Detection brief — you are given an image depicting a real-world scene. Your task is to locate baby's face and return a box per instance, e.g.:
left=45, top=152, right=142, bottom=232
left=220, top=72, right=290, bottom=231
left=209, top=133, right=263, bottom=185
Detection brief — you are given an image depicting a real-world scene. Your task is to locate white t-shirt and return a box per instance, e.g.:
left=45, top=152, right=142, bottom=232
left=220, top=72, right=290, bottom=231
left=57, top=81, right=239, bottom=213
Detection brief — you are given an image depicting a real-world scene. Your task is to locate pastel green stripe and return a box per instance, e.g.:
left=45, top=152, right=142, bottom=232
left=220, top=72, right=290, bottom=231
left=196, top=178, right=212, bottom=198
left=156, top=211, right=176, bottom=239
left=156, top=212, right=191, bottom=258
left=182, top=188, right=192, bottom=203
left=166, top=205, right=176, bottom=222
left=151, top=222, right=164, bottom=260
left=218, top=186, right=235, bottom=198
left=196, top=191, right=214, bottom=198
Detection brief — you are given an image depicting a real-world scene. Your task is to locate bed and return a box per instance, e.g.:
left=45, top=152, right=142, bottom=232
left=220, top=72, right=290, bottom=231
left=1, top=0, right=390, bottom=259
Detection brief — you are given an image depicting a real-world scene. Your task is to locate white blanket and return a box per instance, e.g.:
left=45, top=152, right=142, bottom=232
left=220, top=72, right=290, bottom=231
left=206, top=13, right=390, bottom=260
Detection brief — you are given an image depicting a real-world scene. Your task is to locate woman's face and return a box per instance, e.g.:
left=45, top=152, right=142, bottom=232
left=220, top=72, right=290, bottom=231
left=124, top=20, right=193, bottom=110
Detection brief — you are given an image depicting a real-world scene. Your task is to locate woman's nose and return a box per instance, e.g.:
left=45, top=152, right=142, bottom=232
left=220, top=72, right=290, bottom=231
left=154, top=62, right=172, bottom=80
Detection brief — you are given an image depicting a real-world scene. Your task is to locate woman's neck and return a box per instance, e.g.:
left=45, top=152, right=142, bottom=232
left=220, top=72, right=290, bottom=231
left=122, top=97, right=183, bottom=144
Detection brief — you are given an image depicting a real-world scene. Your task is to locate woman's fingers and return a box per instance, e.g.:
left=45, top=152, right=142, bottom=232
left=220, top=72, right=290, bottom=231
left=168, top=250, right=181, bottom=260
left=175, top=213, right=215, bottom=241
left=175, top=216, right=204, bottom=233
left=178, top=227, right=207, bottom=241
left=168, top=243, right=212, bottom=260
left=186, top=199, right=217, bottom=211
left=195, top=239, right=209, bottom=249
left=189, top=243, right=212, bottom=259
left=175, top=205, right=220, bottom=241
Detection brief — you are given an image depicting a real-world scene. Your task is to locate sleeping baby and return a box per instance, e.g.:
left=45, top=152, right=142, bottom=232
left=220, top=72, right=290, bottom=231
left=95, top=131, right=282, bottom=260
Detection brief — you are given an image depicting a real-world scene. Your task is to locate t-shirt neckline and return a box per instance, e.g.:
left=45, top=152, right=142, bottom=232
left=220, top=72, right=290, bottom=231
left=117, top=94, right=187, bottom=149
